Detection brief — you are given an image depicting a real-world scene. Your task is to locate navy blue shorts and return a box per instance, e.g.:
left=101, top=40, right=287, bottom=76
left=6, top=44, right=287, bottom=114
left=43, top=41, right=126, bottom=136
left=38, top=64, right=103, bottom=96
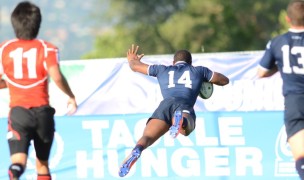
left=149, top=97, right=196, bottom=126
left=7, top=105, right=55, bottom=161
left=284, top=94, right=304, bottom=140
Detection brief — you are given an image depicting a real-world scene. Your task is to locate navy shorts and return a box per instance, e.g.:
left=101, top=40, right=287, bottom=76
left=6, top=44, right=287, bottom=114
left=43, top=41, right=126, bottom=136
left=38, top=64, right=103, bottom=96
left=149, top=97, right=196, bottom=126
left=7, top=105, right=55, bottom=161
left=284, top=94, right=304, bottom=140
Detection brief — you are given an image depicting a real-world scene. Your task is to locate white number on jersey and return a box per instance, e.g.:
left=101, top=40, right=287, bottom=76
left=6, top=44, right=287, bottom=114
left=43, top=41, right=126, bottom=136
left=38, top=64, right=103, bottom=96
left=9, top=48, right=38, bottom=79
left=282, top=45, right=304, bottom=74
left=168, top=70, right=192, bottom=88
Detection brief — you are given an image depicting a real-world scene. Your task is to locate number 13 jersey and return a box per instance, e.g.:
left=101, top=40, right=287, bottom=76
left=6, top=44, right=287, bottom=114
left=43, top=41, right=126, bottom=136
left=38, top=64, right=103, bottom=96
left=0, top=39, right=59, bottom=108
left=259, top=29, right=304, bottom=96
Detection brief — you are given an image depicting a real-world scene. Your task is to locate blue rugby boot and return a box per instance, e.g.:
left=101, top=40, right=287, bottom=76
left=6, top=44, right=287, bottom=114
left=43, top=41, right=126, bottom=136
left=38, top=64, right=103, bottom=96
left=118, top=148, right=141, bottom=177
left=169, top=110, right=183, bottom=138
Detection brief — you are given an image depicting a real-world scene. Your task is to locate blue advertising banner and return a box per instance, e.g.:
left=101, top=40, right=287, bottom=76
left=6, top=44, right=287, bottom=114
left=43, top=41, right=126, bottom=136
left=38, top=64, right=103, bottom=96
left=0, top=51, right=284, bottom=118
left=0, top=112, right=299, bottom=180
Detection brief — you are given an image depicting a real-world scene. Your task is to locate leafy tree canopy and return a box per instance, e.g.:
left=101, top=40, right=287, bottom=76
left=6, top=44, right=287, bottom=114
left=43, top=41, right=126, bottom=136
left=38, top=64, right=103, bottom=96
left=83, top=0, right=288, bottom=59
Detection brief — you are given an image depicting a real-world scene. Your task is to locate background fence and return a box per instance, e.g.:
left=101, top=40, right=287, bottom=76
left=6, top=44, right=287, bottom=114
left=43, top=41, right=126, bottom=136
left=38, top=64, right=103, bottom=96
left=0, top=51, right=298, bottom=179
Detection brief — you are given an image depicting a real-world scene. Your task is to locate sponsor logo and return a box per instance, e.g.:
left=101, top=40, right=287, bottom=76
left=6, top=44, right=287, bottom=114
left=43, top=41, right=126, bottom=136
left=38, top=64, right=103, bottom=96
left=274, top=125, right=297, bottom=176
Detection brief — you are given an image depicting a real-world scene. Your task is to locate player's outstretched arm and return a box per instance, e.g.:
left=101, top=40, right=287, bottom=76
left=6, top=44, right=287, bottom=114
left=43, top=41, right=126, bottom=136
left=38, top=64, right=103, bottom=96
left=48, top=64, right=77, bottom=115
left=210, top=72, right=229, bottom=86
left=127, top=44, right=149, bottom=74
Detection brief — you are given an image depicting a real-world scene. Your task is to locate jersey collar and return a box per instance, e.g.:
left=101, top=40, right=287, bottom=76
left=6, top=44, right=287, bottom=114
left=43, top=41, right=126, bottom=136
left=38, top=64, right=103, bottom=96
left=289, top=28, right=304, bottom=33
left=174, top=61, right=187, bottom=65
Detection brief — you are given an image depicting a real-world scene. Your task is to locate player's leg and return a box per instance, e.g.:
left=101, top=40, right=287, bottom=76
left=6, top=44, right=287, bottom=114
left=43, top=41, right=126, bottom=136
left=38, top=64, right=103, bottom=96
left=284, top=94, right=304, bottom=179
left=170, top=109, right=195, bottom=138
left=9, top=153, right=27, bottom=180
left=180, top=112, right=195, bottom=136
left=288, top=129, right=304, bottom=179
left=34, top=144, right=52, bottom=180
left=119, top=99, right=172, bottom=177
left=137, top=118, right=170, bottom=147
left=7, top=107, right=33, bottom=180
left=119, top=118, right=170, bottom=177
left=35, top=159, right=51, bottom=180
left=34, top=105, right=55, bottom=179
left=169, top=110, right=183, bottom=138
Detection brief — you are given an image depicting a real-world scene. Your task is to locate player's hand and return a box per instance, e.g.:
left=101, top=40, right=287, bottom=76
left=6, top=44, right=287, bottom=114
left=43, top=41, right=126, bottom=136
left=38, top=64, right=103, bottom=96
left=127, top=44, right=144, bottom=62
left=0, top=79, right=7, bottom=89
left=67, top=97, right=77, bottom=115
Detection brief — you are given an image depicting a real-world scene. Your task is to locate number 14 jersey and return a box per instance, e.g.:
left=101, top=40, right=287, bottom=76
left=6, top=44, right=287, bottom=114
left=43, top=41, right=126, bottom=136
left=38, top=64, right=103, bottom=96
left=148, top=61, right=213, bottom=107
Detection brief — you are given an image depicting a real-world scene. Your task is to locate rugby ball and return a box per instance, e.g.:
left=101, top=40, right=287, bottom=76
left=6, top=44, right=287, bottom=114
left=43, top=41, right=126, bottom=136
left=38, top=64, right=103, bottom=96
left=199, top=82, right=213, bottom=99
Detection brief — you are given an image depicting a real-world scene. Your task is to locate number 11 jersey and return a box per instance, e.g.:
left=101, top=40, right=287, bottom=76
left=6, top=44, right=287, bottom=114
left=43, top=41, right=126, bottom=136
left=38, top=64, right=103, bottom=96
left=0, top=39, right=59, bottom=108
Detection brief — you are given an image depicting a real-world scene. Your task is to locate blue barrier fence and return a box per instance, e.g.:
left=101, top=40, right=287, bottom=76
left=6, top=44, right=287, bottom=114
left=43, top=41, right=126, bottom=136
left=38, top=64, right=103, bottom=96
left=0, top=111, right=299, bottom=180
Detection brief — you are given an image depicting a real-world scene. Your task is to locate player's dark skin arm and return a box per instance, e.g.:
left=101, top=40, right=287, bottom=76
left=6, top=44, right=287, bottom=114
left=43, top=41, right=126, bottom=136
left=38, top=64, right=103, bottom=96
left=127, top=44, right=230, bottom=86
left=127, top=45, right=147, bottom=74
left=210, top=72, right=229, bottom=86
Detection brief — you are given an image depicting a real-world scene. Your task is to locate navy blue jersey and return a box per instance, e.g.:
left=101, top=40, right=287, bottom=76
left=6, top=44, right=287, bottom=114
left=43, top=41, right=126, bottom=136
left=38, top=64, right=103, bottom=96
left=259, top=29, right=304, bottom=96
left=148, top=61, right=213, bottom=107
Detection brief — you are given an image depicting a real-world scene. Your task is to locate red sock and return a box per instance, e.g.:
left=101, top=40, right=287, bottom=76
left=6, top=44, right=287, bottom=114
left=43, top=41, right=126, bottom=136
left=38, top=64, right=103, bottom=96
left=37, top=174, right=51, bottom=180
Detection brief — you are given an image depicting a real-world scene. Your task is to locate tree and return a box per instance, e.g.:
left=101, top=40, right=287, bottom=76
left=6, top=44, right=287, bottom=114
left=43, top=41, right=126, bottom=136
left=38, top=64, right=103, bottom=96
left=83, top=0, right=287, bottom=59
